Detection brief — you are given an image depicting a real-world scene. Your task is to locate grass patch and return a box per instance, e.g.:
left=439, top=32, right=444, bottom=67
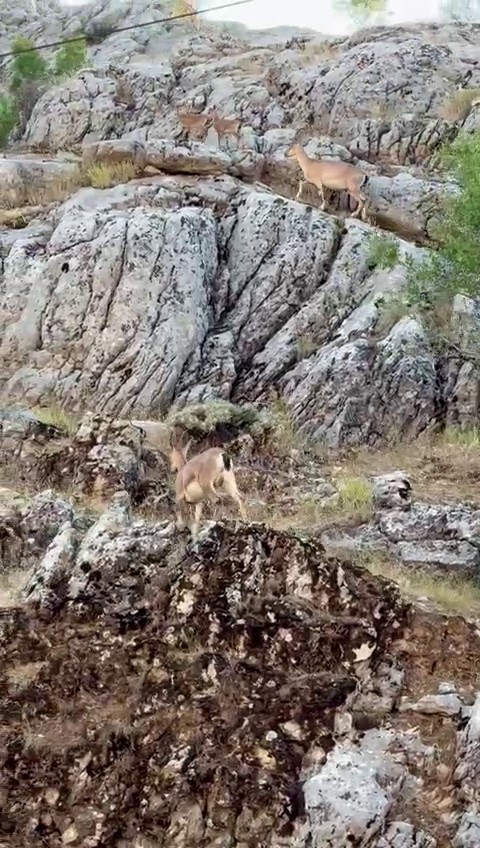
left=268, top=394, right=307, bottom=454
left=336, top=475, right=374, bottom=522
left=0, top=172, right=82, bottom=210
left=326, top=431, right=480, bottom=505
left=300, top=40, right=340, bottom=62
left=367, top=233, right=400, bottom=271
left=31, top=406, right=79, bottom=436
left=296, top=334, right=317, bottom=360
left=438, top=88, right=480, bottom=123
left=441, top=425, right=480, bottom=447
left=361, top=553, right=480, bottom=616
left=0, top=208, right=28, bottom=228
left=0, top=568, right=30, bottom=608
left=0, top=160, right=139, bottom=213
left=81, top=161, right=137, bottom=188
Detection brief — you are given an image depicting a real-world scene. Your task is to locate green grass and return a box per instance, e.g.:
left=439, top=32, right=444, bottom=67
left=363, top=553, right=480, bottom=616
left=336, top=475, right=374, bottom=522
left=441, top=425, right=480, bottom=448
left=367, top=233, right=400, bottom=271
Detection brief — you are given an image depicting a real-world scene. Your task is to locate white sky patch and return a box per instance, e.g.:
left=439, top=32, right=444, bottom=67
left=57, top=0, right=479, bottom=35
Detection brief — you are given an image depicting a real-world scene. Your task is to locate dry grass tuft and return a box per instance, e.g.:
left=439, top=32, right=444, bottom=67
left=369, top=102, right=396, bottom=121
left=441, top=425, right=480, bottom=448
left=296, top=334, right=317, bottom=361
left=32, top=405, right=79, bottom=437
left=82, top=161, right=137, bottom=189
left=268, top=394, right=309, bottom=455
left=0, top=567, right=30, bottom=608
left=336, top=475, right=374, bottom=522
left=438, top=88, right=480, bottom=123
left=300, top=41, right=339, bottom=62
left=361, top=553, right=480, bottom=617
left=0, top=172, right=82, bottom=211
left=0, top=207, right=28, bottom=228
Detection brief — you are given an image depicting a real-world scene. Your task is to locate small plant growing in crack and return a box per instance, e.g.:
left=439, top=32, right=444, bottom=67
left=367, top=233, right=400, bottom=271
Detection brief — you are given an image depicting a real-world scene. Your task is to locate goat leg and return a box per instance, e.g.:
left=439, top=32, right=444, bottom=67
left=296, top=179, right=304, bottom=200
left=350, top=189, right=366, bottom=219
left=191, top=502, right=204, bottom=538
left=317, top=183, right=326, bottom=211
left=175, top=498, right=189, bottom=530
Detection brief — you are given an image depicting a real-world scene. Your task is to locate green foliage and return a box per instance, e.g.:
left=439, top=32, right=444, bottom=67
left=9, top=36, right=48, bottom=91
left=0, top=94, right=18, bottom=147
left=367, top=234, right=400, bottom=271
left=372, top=132, right=480, bottom=357
left=52, top=37, right=87, bottom=78
left=1, top=33, right=88, bottom=149
left=333, top=0, right=386, bottom=25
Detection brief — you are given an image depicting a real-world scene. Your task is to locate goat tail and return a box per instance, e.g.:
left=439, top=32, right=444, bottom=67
left=222, top=452, right=233, bottom=472
left=359, top=174, right=369, bottom=190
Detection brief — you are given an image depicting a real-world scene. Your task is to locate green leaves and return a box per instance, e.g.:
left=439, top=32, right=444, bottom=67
left=52, top=37, right=87, bottom=78
left=0, top=33, right=88, bottom=150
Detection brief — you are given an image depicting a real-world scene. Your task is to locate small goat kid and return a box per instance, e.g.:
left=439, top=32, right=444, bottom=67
left=286, top=142, right=369, bottom=221
left=170, top=438, right=247, bottom=537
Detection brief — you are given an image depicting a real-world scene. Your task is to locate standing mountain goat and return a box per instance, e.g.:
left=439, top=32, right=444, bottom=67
left=169, top=436, right=247, bottom=537
left=286, top=142, right=369, bottom=220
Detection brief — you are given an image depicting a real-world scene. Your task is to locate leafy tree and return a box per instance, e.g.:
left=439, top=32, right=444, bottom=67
left=377, top=131, right=480, bottom=364
left=9, top=36, right=48, bottom=92
left=0, top=94, right=18, bottom=148
left=53, top=36, right=87, bottom=78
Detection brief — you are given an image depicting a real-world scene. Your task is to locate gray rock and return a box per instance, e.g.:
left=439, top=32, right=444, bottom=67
left=296, top=729, right=408, bottom=845
left=400, top=692, right=464, bottom=717
left=20, top=522, right=77, bottom=604
left=372, top=472, right=412, bottom=512
left=453, top=694, right=480, bottom=846
left=377, top=821, right=436, bottom=847
left=396, top=539, right=480, bottom=571
left=454, top=813, right=480, bottom=848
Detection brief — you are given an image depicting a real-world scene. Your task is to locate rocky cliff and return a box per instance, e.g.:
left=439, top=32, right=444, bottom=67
left=2, top=7, right=480, bottom=848
left=1, top=9, right=480, bottom=443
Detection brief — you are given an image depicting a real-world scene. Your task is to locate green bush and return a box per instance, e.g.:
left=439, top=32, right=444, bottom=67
left=0, top=94, right=18, bottom=147
left=406, top=132, right=480, bottom=304
left=53, top=37, right=87, bottom=77
left=367, top=233, right=400, bottom=271
left=1, top=34, right=87, bottom=148
left=9, top=36, right=48, bottom=91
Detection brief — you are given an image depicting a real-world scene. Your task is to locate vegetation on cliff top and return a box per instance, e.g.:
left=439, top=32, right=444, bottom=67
left=0, top=34, right=87, bottom=147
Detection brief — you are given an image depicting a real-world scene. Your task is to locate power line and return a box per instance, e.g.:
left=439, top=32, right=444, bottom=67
left=0, top=0, right=253, bottom=60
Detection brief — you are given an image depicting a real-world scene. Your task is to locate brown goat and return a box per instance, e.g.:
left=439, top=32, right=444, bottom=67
left=286, top=142, right=369, bottom=220
left=170, top=436, right=247, bottom=538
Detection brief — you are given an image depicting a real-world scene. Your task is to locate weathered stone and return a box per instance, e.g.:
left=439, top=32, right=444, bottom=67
left=400, top=692, right=464, bottom=717
left=0, top=158, right=80, bottom=207
left=372, top=472, right=412, bottom=512
left=82, top=139, right=148, bottom=173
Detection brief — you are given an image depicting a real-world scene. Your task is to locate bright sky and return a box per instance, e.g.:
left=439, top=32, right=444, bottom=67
left=203, top=0, right=447, bottom=35
left=58, top=0, right=478, bottom=35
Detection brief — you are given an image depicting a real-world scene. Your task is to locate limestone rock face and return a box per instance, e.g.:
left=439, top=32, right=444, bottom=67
left=0, top=163, right=473, bottom=446
left=2, top=15, right=480, bottom=443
